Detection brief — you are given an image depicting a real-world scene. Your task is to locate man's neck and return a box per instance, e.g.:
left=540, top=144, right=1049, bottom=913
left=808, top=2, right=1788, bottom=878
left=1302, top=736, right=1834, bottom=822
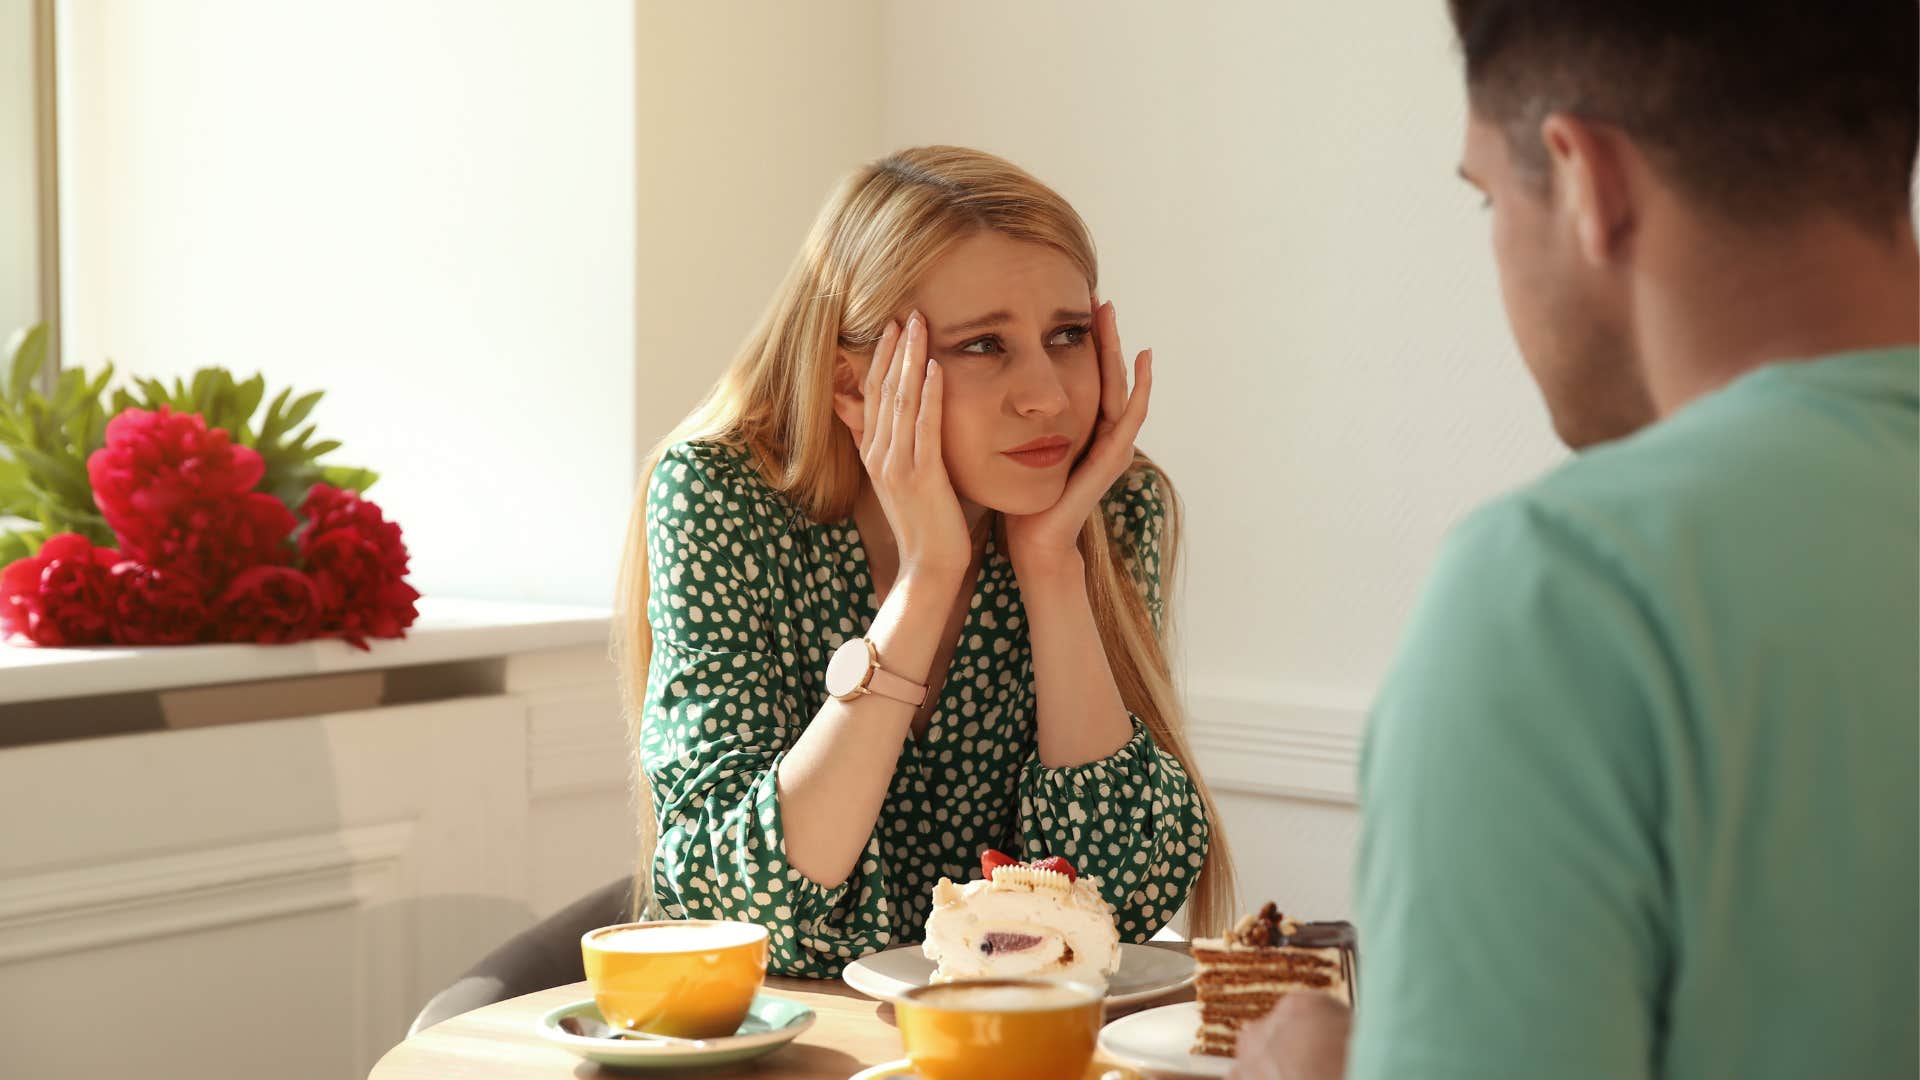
left=1635, top=211, right=1919, bottom=416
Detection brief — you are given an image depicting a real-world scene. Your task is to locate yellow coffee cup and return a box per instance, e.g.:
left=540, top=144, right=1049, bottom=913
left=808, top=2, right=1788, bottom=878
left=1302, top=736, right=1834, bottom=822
left=580, top=919, right=770, bottom=1038
left=895, top=978, right=1105, bottom=1080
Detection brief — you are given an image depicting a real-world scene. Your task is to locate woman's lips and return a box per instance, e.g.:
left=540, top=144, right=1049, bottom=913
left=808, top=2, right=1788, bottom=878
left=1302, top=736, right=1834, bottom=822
left=1003, top=436, right=1072, bottom=469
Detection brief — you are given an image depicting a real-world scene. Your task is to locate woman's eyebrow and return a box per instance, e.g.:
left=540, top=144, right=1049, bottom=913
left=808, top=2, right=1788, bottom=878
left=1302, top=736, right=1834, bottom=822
left=940, top=308, right=1093, bottom=334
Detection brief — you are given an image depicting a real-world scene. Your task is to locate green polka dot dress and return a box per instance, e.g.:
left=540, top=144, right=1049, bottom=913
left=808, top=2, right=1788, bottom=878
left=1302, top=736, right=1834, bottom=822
left=642, top=440, right=1211, bottom=978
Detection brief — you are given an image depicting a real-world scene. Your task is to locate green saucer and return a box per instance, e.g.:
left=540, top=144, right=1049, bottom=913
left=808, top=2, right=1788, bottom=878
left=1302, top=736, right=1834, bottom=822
left=538, top=993, right=815, bottom=1071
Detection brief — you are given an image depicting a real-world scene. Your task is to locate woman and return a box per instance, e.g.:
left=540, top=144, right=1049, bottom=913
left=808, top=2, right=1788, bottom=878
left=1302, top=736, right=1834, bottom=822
left=615, top=146, right=1236, bottom=978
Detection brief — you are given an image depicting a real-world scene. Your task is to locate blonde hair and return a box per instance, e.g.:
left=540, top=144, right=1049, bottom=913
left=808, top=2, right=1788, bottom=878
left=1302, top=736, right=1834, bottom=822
left=614, top=145, right=1238, bottom=936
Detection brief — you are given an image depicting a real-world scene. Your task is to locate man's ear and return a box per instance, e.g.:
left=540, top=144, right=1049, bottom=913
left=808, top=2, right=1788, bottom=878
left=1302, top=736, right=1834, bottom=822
left=831, top=348, right=868, bottom=444
left=1539, top=113, right=1636, bottom=267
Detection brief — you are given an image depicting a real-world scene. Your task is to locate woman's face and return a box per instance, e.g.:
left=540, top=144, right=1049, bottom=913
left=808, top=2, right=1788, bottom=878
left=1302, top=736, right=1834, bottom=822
left=854, top=231, right=1101, bottom=516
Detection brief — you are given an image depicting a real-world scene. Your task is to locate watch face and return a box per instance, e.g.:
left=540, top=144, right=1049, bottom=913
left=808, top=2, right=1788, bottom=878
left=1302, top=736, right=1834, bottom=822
left=825, top=637, right=871, bottom=698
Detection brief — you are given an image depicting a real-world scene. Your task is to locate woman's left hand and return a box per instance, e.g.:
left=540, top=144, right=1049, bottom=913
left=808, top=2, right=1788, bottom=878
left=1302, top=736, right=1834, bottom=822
left=1004, top=296, right=1153, bottom=579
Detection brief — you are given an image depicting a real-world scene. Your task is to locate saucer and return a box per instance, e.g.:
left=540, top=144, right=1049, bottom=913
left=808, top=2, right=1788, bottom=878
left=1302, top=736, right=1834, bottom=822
left=537, top=993, right=814, bottom=1070
left=842, top=942, right=1196, bottom=1008
left=850, top=1059, right=1141, bottom=1080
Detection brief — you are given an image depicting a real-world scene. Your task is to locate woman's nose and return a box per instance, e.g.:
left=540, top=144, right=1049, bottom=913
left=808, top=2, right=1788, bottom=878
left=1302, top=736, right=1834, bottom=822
left=1009, top=352, right=1069, bottom=417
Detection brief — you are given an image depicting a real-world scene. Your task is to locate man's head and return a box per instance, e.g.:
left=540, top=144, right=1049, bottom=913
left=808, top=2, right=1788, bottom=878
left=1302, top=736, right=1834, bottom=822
left=1449, top=0, right=1919, bottom=448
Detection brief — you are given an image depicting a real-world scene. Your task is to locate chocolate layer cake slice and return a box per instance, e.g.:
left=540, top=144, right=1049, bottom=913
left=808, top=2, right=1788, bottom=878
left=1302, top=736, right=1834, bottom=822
left=1189, top=902, right=1358, bottom=1057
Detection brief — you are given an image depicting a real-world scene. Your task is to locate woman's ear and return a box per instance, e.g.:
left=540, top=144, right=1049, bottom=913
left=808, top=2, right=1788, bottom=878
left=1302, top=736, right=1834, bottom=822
left=831, top=348, right=868, bottom=444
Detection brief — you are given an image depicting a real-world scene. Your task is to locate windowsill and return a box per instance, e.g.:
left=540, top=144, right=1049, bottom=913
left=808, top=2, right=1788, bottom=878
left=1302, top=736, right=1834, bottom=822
left=0, top=597, right=613, bottom=705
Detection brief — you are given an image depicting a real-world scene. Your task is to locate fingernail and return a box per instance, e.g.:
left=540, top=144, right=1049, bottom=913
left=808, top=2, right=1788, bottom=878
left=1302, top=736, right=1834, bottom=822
left=907, top=310, right=921, bottom=330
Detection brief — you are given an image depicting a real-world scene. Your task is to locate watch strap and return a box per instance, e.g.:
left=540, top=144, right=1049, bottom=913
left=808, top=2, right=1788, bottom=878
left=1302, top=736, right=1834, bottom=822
left=865, top=662, right=928, bottom=707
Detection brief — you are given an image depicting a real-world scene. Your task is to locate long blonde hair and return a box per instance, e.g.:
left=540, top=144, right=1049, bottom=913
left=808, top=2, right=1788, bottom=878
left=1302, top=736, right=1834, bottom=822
left=614, top=145, right=1238, bottom=936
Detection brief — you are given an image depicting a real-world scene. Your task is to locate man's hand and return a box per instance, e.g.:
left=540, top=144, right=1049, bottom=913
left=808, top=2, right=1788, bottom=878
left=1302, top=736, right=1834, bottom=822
left=1225, top=992, right=1353, bottom=1080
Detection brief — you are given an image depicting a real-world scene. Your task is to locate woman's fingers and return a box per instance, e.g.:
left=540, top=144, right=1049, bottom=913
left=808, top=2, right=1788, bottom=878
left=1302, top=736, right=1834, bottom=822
left=1094, top=297, right=1128, bottom=423
left=1062, top=348, right=1153, bottom=507
left=889, top=312, right=928, bottom=464
left=861, top=320, right=900, bottom=455
left=1117, top=348, right=1153, bottom=439
left=867, top=320, right=903, bottom=464
left=915, top=360, right=944, bottom=470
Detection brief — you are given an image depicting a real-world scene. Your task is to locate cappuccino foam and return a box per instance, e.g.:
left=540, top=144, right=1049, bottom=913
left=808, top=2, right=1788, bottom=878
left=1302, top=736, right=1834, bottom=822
left=590, top=922, right=766, bottom=953
left=910, top=981, right=1099, bottom=1012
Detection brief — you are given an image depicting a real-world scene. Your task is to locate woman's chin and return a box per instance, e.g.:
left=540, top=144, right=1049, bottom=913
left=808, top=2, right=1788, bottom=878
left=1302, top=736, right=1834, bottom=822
left=964, top=476, right=1068, bottom=517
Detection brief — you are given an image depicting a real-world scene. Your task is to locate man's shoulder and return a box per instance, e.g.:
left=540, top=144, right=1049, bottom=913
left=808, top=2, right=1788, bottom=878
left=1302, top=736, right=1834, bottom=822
left=1522, top=351, right=1917, bottom=545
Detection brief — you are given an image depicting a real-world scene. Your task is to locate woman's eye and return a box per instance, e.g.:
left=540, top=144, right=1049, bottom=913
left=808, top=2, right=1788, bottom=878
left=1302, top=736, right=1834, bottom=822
left=1048, top=325, right=1092, bottom=348
left=956, top=336, right=1002, bottom=355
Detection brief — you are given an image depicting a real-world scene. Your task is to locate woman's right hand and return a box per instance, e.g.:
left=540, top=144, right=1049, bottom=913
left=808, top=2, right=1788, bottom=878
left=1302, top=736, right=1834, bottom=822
left=861, top=312, right=973, bottom=578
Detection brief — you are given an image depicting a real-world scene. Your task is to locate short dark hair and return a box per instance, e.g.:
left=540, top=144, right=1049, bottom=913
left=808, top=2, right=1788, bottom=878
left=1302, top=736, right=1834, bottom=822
left=1448, top=0, right=1918, bottom=227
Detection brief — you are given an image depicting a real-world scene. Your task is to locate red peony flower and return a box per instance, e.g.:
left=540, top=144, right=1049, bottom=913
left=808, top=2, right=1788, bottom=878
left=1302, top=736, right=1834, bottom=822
left=296, top=484, right=416, bottom=650
left=109, top=562, right=211, bottom=645
left=306, top=528, right=420, bottom=650
left=0, top=533, right=121, bottom=646
left=215, top=565, right=322, bottom=644
left=87, top=407, right=265, bottom=533
left=118, top=492, right=298, bottom=590
left=299, top=485, right=409, bottom=574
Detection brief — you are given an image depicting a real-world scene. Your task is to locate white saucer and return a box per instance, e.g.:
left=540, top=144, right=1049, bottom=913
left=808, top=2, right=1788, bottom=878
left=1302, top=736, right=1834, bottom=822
left=1097, top=1001, right=1231, bottom=1078
left=842, top=942, right=1195, bottom=1009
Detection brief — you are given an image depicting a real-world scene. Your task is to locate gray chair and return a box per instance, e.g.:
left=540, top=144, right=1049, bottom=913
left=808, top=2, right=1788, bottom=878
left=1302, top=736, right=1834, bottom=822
left=409, top=877, right=634, bottom=1035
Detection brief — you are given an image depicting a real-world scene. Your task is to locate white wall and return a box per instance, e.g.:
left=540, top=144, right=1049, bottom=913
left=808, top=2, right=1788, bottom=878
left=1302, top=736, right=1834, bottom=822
left=0, top=0, right=39, bottom=343
left=882, top=1, right=1569, bottom=917
left=631, top=0, right=885, bottom=456
left=56, top=0, right=636, bottom=607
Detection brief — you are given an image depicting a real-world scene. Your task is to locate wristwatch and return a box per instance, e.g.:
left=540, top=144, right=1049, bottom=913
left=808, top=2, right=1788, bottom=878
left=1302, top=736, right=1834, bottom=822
left=824, top=637, right=929, bottom=706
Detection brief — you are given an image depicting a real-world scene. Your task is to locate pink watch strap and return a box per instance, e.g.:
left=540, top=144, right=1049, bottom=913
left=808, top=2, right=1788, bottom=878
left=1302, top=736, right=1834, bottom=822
left=866, top=663, right=928, bottom=707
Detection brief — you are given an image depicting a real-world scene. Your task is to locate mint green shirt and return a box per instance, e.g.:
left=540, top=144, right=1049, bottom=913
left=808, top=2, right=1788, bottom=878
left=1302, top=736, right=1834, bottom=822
left=1350, top=348, right=1918, bottom=1079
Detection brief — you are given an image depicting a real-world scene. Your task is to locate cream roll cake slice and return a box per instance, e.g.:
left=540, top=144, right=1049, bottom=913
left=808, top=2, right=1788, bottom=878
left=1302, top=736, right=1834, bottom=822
left=922, top=850, right=1122, bottom=989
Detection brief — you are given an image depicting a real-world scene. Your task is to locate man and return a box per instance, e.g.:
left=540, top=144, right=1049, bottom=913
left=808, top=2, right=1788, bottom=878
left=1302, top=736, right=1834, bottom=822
left=1233, top=2, right=1917, bottom=1077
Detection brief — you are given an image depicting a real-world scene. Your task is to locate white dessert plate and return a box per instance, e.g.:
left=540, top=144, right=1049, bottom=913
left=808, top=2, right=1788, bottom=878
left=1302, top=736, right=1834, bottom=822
left=1097, top=1001, right=1231, bottom=1078
left=842, top=942, right=1195, bottom=1008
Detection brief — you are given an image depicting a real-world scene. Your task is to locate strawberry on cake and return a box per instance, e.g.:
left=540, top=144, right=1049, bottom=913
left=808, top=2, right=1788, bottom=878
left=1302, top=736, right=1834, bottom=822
left=922, top=849, right=1123, bottom=990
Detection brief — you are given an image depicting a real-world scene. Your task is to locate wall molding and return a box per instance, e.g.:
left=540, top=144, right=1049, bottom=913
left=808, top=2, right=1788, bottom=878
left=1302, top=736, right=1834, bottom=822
left=1187, top=689, right=1368, bottom=805
left=0, top=820, right=415, bottom=966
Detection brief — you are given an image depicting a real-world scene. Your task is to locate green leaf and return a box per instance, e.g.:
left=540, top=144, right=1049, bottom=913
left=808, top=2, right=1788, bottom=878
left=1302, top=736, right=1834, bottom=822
left=50, top=368, right=86, bottom=415
left=320, top=465, right=379, bottom=494
left=7, top=324, right=47, bottom=401
left=282, top=390, right=324, bottom=432
left=190, top=369, right=216, bottom=412
left=10, top=444, right=88, bottom=500
left=306, top=439, right=342, bottom=458
left=231, top=374, right=266, bottom=441
left=258, top=386, right=293, bottom=441
left=0, top=455, right=31, bottom=512
left=0, top=528, right=44, bottom=566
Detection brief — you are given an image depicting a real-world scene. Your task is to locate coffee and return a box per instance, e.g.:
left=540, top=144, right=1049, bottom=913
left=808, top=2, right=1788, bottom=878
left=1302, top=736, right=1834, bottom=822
left=908, top=981, right=1098, bottom=1012
left=590, top=922, right=767, bottom=953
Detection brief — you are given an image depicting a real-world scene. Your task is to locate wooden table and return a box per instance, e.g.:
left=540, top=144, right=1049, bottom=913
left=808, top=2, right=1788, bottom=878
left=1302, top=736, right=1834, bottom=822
left=371, top=946, right=1196, bottom=1079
